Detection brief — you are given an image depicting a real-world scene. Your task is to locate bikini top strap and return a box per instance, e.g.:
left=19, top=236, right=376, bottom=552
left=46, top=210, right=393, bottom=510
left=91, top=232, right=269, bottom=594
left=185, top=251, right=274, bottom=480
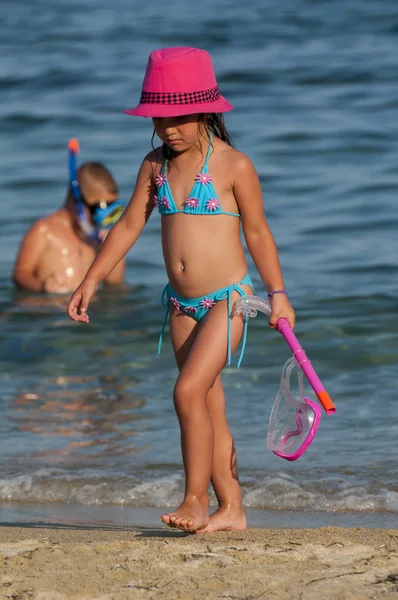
left=204, top=131, right=213, bottom=168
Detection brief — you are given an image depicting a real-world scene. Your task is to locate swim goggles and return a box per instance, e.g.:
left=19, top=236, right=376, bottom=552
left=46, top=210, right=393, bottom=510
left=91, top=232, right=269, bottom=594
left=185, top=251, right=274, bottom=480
left=68, top=138, right=125, bottom=241
left=82, top=197, right=125, bottom=230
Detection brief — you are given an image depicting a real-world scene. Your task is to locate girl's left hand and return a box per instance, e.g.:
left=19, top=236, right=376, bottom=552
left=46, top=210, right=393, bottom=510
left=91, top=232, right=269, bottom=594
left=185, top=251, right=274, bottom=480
left=269, top=295, right=295, bottom=330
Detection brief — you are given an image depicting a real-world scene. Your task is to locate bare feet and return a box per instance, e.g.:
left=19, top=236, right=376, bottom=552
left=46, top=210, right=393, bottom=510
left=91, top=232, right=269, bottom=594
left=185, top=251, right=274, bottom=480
left=195, top=505, right=247, bottom=533
left=161, top=497, right=210, bottom=532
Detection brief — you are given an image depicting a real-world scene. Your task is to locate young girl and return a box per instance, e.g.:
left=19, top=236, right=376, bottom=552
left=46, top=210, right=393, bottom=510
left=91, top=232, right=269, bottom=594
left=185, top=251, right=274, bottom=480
left=67, top=47, right=295, bottom=533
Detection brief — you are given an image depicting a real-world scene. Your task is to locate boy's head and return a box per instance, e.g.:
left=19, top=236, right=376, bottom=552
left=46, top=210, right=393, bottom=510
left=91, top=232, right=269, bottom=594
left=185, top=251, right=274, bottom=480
left=67, top=161, right=123, bottom=238
left=77, top=162, right=119, bottom=206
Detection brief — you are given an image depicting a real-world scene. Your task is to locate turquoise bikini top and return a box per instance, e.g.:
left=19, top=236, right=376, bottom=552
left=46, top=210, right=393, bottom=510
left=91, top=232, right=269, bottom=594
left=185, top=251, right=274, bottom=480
left=153, top=133, right=240, bottom=217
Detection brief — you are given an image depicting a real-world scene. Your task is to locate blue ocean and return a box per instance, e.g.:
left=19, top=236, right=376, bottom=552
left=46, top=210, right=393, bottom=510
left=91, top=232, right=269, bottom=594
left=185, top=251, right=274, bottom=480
left=0, top=0, right=397, bottom=528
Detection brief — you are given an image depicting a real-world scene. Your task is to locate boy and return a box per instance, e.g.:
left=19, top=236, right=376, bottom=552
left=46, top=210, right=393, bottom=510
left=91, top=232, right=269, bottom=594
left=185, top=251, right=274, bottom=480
left=13, top=162, right=125, bottom=294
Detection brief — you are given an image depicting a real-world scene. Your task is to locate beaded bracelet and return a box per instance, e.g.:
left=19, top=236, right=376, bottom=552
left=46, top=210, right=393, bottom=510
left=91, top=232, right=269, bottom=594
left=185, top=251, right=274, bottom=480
left=267, top=290, right=289, bottom=298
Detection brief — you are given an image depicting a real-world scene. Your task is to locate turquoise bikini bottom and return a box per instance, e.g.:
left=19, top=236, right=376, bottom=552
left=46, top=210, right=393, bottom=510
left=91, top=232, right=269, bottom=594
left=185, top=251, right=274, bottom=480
left=158, top=273, right=254, bottom=367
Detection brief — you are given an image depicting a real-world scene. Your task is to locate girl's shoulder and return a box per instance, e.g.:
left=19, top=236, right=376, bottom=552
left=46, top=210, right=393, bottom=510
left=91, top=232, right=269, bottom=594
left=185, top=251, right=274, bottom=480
left=213, top=138, right=257, bottom=176
left=141, top=146, right=164, bottom=181
left=143, top=146, right=163, bottom=168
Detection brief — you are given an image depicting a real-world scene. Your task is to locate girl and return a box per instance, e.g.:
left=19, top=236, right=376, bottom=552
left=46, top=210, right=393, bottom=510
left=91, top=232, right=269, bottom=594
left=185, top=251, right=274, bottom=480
left=67, top=47, right=295, bottom=533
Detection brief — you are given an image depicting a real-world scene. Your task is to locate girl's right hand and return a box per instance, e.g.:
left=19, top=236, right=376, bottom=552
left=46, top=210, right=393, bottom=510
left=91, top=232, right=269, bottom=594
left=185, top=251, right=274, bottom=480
left=67, top=279, right=98, bottom=323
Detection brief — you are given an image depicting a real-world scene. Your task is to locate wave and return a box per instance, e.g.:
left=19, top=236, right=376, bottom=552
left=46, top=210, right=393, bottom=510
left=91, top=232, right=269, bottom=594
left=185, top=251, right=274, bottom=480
left=1, top=469, right=397, bottom=513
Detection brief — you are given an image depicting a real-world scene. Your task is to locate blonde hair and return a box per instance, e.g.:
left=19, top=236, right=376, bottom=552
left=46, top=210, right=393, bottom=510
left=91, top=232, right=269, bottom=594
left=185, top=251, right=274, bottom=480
left=78, top=162, right=118, bottom=198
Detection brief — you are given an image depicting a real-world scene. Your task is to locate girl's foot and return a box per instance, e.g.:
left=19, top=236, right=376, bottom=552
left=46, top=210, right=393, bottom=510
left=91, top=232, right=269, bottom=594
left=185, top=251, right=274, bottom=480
left=161, top=497, right=209, bottom=532
left=195, top=505, right=247, bottom=533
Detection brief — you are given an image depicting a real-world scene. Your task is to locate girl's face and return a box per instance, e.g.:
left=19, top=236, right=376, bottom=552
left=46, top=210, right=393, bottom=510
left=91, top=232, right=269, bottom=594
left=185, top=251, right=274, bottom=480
left=152, top=114, right=205, bottom=152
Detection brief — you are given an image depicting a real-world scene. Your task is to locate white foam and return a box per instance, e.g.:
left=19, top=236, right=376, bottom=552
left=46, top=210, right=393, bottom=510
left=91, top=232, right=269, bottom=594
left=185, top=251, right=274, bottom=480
left=0, top=470, right=397, bottom=512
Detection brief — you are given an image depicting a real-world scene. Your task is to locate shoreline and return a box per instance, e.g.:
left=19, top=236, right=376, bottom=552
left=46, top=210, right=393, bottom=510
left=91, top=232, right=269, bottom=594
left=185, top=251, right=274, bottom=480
left=1, top=500, right=398, bottom=531
left=1, top=525, right=398, bottom=599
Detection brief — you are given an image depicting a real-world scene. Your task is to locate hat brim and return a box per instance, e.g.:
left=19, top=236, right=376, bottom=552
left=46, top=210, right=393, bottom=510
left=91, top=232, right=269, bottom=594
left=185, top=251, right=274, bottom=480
left=124, top=95, right=233, bottom=118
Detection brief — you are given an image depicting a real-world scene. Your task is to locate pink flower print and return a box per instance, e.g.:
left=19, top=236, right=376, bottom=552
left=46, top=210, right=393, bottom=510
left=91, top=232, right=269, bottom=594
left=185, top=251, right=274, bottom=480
left=185, top=197, right=199, bottom=209
left=153, top=195, right=159, bottom=207
left=184, top=305, right=197, bottom=315
left=170, top=297, right=181, bottom=312
left=200, top=298, right=216, bottom=310
left=160, top=196, right=170, bottom=210
left=155, top=173, right=167, bottom=187
left=205, top=198, right=220, bottom=212
left=196, top=172, right=212, bottom=185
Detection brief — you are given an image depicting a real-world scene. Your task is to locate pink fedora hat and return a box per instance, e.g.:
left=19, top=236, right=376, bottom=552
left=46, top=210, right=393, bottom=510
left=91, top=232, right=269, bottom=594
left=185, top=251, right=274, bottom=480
left=124, top=47, right=233, bottom=118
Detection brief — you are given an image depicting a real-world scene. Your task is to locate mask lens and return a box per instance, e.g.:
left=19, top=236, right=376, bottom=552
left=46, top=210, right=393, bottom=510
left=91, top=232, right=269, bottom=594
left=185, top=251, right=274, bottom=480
left=101, top=204, right=124, bottom=227
left=91, top=201, right=125, bottom=229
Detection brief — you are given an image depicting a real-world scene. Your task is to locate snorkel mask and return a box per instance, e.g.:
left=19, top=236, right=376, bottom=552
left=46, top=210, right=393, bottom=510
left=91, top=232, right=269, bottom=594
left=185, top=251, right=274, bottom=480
left=266, top=357, right=321, bottom=461
left=235, top=295, right=336, bottom=461
left=68, top=139, right=125, bottom=241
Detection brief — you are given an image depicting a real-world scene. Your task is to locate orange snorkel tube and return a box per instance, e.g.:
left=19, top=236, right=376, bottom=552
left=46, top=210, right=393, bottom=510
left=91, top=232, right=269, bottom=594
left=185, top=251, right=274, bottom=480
left=67, top=138, right=100, bottom=242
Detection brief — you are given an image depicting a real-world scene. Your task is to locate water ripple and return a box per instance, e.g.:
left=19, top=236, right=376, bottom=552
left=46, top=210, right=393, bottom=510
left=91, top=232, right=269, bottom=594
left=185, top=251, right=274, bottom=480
left=0, top=0, right=397, bottom=515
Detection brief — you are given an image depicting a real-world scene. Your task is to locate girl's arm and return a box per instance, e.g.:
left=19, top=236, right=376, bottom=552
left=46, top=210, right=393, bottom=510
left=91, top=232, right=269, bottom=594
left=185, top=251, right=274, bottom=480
left=84, top=156, right=155, bottom=284
left=67, top=153, right=157, bottom=321
left=233, top=153, right=295, bottom=328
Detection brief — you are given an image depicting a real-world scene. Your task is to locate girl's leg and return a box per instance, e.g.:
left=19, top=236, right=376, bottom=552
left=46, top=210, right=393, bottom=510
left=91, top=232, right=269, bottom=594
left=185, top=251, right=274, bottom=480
left=161, top=296, right=246, bottom=532
left=196, top=375, right=247, bottom=533
left=164, top=314, right=245, bottom=531
left=161, top=311, right=208, bottom=531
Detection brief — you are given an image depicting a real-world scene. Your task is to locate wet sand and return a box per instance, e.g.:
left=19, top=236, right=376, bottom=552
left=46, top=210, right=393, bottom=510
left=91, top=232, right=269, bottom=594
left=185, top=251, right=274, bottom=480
left=1, top=525, right=398, bottom=599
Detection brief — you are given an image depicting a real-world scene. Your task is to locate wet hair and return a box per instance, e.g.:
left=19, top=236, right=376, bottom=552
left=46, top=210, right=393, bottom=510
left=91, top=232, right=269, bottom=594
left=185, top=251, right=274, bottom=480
left=77, top=162, right=118, bottom=197
left=202, top=113, right=233, bottom=147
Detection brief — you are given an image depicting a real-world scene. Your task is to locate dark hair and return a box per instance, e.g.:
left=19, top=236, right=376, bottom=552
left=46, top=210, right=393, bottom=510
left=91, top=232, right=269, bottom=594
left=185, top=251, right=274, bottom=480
left=203, top=113, right=233, bottom=147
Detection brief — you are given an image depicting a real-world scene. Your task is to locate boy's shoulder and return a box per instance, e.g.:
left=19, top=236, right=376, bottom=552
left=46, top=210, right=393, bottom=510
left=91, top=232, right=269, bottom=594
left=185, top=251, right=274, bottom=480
left=23, top=209, right=70, bottom=238
left=23, top=215, right=50, bottom=237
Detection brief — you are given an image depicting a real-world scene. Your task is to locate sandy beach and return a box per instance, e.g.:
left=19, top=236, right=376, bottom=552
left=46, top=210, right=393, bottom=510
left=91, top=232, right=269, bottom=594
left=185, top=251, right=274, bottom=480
left=1, top=526, right=398, bottom=599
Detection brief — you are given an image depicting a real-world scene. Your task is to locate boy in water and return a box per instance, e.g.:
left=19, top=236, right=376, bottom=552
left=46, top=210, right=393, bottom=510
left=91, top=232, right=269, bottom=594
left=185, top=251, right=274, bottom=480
left=13, top=161, right=125, bottom=294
